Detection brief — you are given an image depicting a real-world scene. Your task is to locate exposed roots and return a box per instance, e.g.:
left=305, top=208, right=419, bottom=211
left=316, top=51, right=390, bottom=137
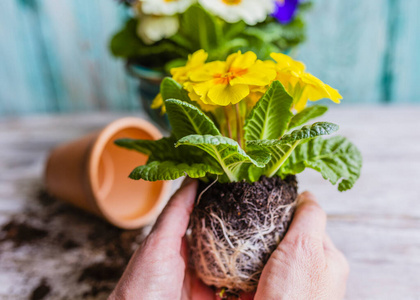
left=188, top=176, right=298, bottom=293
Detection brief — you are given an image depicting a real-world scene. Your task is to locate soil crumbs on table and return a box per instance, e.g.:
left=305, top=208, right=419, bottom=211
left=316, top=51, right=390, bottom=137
left=0, top=188, right=150, bottom=300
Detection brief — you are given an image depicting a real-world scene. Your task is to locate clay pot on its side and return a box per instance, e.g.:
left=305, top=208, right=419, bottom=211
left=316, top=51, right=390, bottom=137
left=45, top=117, right=171, bottom=229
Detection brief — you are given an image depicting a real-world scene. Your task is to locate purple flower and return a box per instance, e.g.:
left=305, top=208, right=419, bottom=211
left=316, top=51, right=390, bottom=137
left=271, top=0, right=299, bottom=24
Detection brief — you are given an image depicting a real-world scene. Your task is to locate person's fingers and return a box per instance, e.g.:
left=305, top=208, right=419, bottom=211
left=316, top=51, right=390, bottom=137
left=323, top=234, right=337, bottom=252
left=323, top=234, right=350, bottom=276
left=152, top=177, right=198, bottom=241
left=284, top=191, right=327, bottom=244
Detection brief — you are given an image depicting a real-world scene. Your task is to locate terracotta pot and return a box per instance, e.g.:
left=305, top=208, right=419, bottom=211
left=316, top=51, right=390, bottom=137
left=45, top=117, right=172, bottom=229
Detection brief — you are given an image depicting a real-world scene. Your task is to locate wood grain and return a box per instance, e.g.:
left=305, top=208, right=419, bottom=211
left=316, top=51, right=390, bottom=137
left=0, top=107, right=419, bottom=299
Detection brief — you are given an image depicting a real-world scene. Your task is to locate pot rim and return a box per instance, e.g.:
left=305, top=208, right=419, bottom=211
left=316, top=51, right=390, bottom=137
left=87, top=117, right=172, bottom=229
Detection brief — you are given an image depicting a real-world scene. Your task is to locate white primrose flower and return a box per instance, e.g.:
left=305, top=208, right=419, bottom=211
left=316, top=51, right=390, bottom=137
left=198, top=0, right=275, bottom=25
left=140, top=0, right=195, bottom=16
left=137, top=15, right=179, bottom=44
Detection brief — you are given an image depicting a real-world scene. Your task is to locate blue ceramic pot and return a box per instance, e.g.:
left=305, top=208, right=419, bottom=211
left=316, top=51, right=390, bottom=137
left=126, top=63, right=170, bottom=131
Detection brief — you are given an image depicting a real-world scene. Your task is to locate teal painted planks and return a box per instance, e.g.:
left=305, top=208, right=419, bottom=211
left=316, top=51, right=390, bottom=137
left=35, top=0, right=139, bottom=112
left=0, top=0, right=54, bottom=114
left=391, top=0, right=420, bottom=103
left=298, top=0, right=389, bottom=104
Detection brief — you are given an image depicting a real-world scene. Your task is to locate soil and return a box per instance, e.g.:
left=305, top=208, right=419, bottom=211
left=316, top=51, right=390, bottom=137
left=0, top=187, right=148, bottom=299
left=30, top=279, right=51, bottom=300
left=189, top=175, right=298, bottom=294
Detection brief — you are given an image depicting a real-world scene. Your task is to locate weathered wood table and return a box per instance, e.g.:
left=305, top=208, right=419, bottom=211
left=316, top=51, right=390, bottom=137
left=0, top=107, right=419, bottom=300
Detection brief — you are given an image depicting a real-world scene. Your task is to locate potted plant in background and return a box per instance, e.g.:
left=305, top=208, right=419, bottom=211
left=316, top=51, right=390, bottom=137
left=110, top=0, right=311, bottom=129
left=116, top=50, right=362, bottom=296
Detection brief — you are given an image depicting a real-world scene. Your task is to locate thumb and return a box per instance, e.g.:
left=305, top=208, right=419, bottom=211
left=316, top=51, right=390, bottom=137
left=152, top=177, right=198, bottom=241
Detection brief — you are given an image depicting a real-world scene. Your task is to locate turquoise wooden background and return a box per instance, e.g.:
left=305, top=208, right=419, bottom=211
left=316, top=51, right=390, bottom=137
left=1, top=0, right=419, bottom=116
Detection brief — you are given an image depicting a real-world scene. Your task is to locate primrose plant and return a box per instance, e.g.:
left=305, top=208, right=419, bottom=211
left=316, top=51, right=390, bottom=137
left=117, top=50, right=360, bottom=189
left=116, top=50, right=362, bottom=293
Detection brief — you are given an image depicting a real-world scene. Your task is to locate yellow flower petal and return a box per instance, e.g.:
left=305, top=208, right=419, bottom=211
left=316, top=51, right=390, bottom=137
left=151, top=93, right=163, bottom=109
left=151, top=93, right=166, bottom=114
left=189, top=61, right=226, bottom=82
left=207, top=84, right=250, bottom=106
left=230, top=51, right=258, bottom=69
left=270, top=52, right=342, bottom=111
left=171, top=49, right=209, bottom=83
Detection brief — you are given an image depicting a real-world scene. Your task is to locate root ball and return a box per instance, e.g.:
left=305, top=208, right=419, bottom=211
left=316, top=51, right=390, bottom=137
left=188, top=176, right=298, bottom=293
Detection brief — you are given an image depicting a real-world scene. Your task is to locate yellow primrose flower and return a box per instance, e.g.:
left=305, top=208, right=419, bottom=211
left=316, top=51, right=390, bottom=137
left=151, top=93, right=166, bottom=114
left=171, top=49, right=208, bottom=83
left=270, top=53, right=342, bottom=111
left=183, top=82, right=219, bottom=112
left=187, top=51, right=276, bottom=106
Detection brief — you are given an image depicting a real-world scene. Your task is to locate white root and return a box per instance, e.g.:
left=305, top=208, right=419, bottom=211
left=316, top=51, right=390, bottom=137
left=188, top=186, right=298, bottom=293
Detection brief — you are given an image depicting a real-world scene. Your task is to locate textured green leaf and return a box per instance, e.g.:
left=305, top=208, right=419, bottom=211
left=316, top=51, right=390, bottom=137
left=115, top=136, right=177, bottom=161
left=165, top=99, right=220, bottom=139
left=244, top=81, right=294, bottom=141
left=281, top=136, right=362, bottom=191
left=289, top=105, right=329, bottom=130
left=160, top=78, right=191, bottom=103
left=115, top=136, right=223, bottom=181
left=129, top=161, right=223, bottom=181
left=281, top=122, right=339, bottom=143
left=176, top=135, right=270, bottom=182
left=247, top=122, right=339, bottom=178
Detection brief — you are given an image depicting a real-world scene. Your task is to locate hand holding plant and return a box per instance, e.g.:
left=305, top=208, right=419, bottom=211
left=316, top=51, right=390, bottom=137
left=110, top=181, right=348, bottom=299
left=116, top=50, right=361, bottom=294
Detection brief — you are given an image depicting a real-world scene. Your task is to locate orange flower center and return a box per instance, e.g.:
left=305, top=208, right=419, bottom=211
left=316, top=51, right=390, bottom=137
left=222, top=0, right=242, bottom=5
left=213, top=67, right=248, bottom=85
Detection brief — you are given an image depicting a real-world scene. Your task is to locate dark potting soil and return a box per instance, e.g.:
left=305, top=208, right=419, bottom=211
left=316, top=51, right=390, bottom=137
left=0, top=221, right=48, bottom=247
left=0, top=188, right=147, bottom=299
left=30, top=279, right=51, bottom=300
left=196, top=175, right=298, bottom=229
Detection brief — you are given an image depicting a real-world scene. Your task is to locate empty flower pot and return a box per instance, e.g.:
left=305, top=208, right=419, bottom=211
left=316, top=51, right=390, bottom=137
left=45, top=117, right=172, bottom=229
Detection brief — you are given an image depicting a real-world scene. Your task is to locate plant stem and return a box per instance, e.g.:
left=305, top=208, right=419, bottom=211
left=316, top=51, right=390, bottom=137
left=224, top=106, right=233, bottom=139
left=267, top=141, right=300, bottom=177
left=235, top=103, right=243, bottom=148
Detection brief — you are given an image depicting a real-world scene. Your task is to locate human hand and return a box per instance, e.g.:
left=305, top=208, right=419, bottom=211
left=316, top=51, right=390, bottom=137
left=110, top=182, right=348, bottom=300
left=109, top=178, right=217, bottom=300
left=254, top=191, right=349, bottom=300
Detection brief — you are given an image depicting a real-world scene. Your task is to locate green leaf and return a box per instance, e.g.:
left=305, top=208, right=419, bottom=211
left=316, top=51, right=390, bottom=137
left=160, top=78, right=191, bottom=103
left=160, top=77, right=203, bottom=111
left=129, top=161, right=222, bottom=181
left=176, top=135, right=270, bottom=182
left=165, top=99, right=221, bottom=139
left=247, top=122, right=339, bottom=178
left=110, top=19, right=188, bottom=68
left=281, top=136, right=362, bottom=191
left=244, top=81, right=294, bottom=141
left=115, top=136, right=223, bottom=181
left=281, top=122, right=339, bottom=144
left=115, top=136, right=178, bottom=161
left=289, top=105, right=329, bottom=130
left=257, top=17, right=307, bottom=51
left=223, top=21, right=246, bottom=40
left=179, top=5, right=221, bottom=51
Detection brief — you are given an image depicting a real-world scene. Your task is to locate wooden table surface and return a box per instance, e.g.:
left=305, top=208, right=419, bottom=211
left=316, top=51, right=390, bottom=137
left=0, top=107, right=419, bottom=300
